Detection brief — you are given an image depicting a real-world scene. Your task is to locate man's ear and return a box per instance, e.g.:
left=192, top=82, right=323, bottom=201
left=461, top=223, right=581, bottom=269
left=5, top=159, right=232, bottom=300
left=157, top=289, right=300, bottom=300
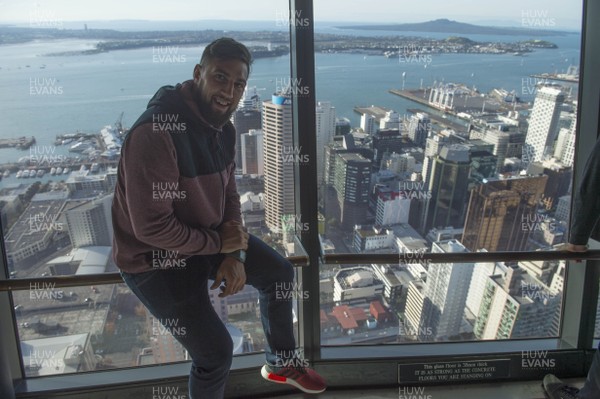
left=193, top=64, right=202, bottom=81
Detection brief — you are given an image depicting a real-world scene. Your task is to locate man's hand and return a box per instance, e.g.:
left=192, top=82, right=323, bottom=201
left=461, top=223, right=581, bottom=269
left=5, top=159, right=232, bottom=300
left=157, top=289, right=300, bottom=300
left=218, top=220, right=249, bottom=253
left=565, top=243, right=588, bottom=252
left=210, top=256, right=246, bottom=298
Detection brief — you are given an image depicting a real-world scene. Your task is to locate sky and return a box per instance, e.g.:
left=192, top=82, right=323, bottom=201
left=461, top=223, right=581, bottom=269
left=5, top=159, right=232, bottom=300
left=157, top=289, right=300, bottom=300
left=0, top=0, right=583, bottom=30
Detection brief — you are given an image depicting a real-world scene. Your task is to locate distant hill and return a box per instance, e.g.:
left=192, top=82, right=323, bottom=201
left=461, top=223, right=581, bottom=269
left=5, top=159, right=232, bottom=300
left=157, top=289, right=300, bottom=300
left=337, top=18, right=571, bottom=37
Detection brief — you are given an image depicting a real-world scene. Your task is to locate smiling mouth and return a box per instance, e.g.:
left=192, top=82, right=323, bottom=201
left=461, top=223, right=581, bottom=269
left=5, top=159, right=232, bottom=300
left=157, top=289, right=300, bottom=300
left=214, top=97, right=231, bottom=107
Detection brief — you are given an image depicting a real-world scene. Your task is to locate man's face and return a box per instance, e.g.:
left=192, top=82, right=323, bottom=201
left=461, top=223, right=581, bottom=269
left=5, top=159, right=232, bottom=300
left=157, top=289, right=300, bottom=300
left=192, top=57, right=248, bottom=127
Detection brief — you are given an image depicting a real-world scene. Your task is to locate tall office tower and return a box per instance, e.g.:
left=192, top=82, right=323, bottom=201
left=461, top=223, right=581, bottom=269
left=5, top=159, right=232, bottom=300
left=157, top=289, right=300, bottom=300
left=481, top=130, right=510, bottom=172
left=335, top=117, right=351, bottom=136
left=372, top=129, right=404, bottom=168
left=465, top=258, right=509, bottom=317
left=421, top=144, right=471, bottom=235
left=408, top=112, right=431, bottom=147
left=474, top=266, right=560, bottom=340
left=421, top=240, right=473, bottom=340
left=263, top=92, right=295, bottom=234
left=232, top=108, right=261, bottom=168
left=334, top=153, right=371, bottom=230
left=553, top=116, right=577, bottom=167
left=526, top=160, right=571, bottom=210
left=375, top=191, right=411, bottom=226
left=380, top=110, right=401, bottom=130
left=316, top=101, right=336, bottom=184
left=523, top=86, right=566, bottom=165
left=360, top=113, right=376, bottom=135
left=461, top=175, right=548, bottom=252
left=422, top=133, right=450, bottom=187
left=240, top=129, right=264, bottom=175
left=65, top=194, right=114, bottom=248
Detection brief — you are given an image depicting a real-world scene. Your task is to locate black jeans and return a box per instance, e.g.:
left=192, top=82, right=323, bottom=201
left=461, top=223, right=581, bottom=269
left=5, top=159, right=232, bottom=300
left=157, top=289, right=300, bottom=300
left=121, top=234, right=296, bottom=399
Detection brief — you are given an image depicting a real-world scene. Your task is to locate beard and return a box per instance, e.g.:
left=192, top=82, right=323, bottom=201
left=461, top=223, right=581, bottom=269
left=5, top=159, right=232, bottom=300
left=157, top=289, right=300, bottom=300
left=194, top=87, right=235, bottom=128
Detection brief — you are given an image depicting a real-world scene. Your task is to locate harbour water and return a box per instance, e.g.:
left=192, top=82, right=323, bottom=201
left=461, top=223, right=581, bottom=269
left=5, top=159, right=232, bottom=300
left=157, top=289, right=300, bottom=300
left=0, top=26, right=581, bottom=188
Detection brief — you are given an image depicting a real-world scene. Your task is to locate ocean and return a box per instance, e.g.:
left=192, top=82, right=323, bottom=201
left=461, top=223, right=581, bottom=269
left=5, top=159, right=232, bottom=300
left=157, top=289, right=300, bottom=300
left=0, top=25, right=581, bottom=188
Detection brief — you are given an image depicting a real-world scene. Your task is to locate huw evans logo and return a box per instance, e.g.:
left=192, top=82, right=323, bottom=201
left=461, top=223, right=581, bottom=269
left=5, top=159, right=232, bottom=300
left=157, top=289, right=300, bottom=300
left=152, top=318, right=187, bottom=338
left=152, top=46, right=187, bottom=63
left=275, top=77, right=310, bottom=97
left=28, top=349, right=65, bottom=369
left=151, top=250, right=187, bottom=269
left=275, top=281, right=310, bottom=301
left=398, top=181, right=432, bottom=200
left=521, top=350, right=556, bottom=370
left=29, top=77, right=63, bottom=95
left=398, top=321, right=433, bottom=337
left=29, top=146, right=67, bottom=166
left=279, top=146, right=310, bottom=164
left=274, top=349, right=310, bottom=368
left=521, top=213, right=557, bottom=232
left=521, top=9, right=556, bottom=27
left=28, top=214, right=63, bottom=233
left=151, top=386, right=187, bottom=399
left=398, top=44, right=433, bottom=65
left=152, top=114, right=187, bottom=133
left=281, top=213, right=310, bottom=233
left=399, top=249, right=431, bottom=267
left=275, top=9, right=310, bottom=27
left=398, top=386, right=432, bottom=399
left=152, top=182, right=187, bottom=201
left=29, top=282, right=63, bottom=301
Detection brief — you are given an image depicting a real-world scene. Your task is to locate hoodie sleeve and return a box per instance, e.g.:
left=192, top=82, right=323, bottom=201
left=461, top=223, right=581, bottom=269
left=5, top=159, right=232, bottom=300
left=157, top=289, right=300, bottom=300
left=222, top=162, right=243, bottom=224
left=570, top=137, right=600, bottom=245
left=120, top=123, right=222, bottom=254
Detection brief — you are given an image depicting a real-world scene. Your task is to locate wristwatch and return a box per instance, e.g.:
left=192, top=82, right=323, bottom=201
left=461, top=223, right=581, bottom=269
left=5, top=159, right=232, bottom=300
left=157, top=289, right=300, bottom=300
left=225, top=249, right=246, bottom=263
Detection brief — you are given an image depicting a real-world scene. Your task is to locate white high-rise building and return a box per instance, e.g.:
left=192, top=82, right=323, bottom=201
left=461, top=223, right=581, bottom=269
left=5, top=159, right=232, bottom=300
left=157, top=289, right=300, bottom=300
left=474, top=266, right=561, bottom=340
left=465, top=257, right=509, bottom=317
left=553, top=116, right=576, bottom=167
left=65, top=194, right=113, bottom=248
left=316, top=101, right=336, bottom=183
left=380, top=110, right=401, bottom=130
left=523, top=86, right=566, bottom=164
left=263, top=93, right=295, bottom=233
left=360, top=113, right=376, bottom=135
left=240, top=129, right=264, bottom=175
left=422, top=239, right=473, bottom=340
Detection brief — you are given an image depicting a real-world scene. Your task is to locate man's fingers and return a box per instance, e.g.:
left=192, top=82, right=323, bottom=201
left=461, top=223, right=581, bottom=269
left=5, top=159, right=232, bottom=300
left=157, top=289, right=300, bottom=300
left=210, top=275, right=223, bottom=290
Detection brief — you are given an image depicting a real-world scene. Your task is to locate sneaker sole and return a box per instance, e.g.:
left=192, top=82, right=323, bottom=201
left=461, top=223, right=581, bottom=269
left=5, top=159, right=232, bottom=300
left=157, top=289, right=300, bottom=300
left=261, top=365, right=326, bottom=394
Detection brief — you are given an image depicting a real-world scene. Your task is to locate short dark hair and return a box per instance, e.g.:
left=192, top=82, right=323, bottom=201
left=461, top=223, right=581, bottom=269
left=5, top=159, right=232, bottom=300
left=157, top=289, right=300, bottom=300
left=199, top=37, right=253, bottom=74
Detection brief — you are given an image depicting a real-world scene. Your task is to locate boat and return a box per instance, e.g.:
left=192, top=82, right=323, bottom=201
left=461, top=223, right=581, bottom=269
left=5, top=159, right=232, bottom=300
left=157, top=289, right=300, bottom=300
left=56, top=167, right=63, bottom=174
left=16, top=170, right=22, bottom=178
left=21, top=170, right=30, bottom=178
left=50, top=167, right=57, bottom=175
left=36, top=169, right=45, bottom=177
left=2, top=170, right=10, bottom=178
left=63, top=167, right=70, bottom=174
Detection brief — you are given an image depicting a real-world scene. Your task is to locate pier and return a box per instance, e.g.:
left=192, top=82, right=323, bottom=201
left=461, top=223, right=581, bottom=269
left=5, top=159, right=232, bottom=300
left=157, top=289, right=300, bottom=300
left=0, top=137, right=36, bottom=150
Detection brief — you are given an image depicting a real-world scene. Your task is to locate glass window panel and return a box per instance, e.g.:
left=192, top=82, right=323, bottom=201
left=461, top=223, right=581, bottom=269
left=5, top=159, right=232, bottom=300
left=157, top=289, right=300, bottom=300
left=314, top=1, right=582, bottom=345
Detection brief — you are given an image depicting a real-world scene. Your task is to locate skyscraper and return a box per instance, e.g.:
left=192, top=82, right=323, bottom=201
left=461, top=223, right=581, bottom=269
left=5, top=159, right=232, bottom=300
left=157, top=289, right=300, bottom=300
left=232, top=109, right=261, bottom=168
left=316, top=101, right=336, bottom=184
left=263, top=92, right=295, bottom=233
left=523, top=86, right=566, bottom=165
left=474, top=266, right=560, bottom=340
left=65, top=194, right=114, bottom=248
left=240, top=129, right=264, bottom=175
left=408, top=112, right=431, bottom=146
left=333, top=153, right=371, bottom=229
left=461, top=175, right=548, bottom=252
left=421, top=144, right=471, bottom=235
left=421, top=239, right=473, bottom=340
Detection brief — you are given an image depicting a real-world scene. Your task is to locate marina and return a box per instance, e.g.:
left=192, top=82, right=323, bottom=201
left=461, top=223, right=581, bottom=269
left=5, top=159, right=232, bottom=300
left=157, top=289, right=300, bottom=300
left=0, top=136, right=36, bottom=150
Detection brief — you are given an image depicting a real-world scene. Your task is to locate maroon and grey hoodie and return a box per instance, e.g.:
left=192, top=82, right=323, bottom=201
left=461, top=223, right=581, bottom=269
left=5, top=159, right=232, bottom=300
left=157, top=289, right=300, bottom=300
left=111, top=80, right=241, bottom=273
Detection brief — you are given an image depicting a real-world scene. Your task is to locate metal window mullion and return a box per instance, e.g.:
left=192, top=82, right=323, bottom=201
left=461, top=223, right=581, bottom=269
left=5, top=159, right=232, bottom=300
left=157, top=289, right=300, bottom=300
left=561, top=0, right=600, bottom=351
left=289, top=0, right=321, bottom=362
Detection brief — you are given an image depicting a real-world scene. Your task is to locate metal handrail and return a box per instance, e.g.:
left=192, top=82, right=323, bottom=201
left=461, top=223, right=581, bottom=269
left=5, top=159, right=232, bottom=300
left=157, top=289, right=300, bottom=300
left=2, top=250, right=599, bottom=292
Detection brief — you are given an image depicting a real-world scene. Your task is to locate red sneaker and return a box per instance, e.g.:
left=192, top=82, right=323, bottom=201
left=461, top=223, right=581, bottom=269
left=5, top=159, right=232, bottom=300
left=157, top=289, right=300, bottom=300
left=261, top=364, right=326, bottom=394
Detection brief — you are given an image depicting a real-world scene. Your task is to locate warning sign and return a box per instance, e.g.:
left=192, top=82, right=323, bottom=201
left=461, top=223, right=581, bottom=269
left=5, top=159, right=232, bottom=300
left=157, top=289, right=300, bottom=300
left=398, top=359, right=511, bottom=384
